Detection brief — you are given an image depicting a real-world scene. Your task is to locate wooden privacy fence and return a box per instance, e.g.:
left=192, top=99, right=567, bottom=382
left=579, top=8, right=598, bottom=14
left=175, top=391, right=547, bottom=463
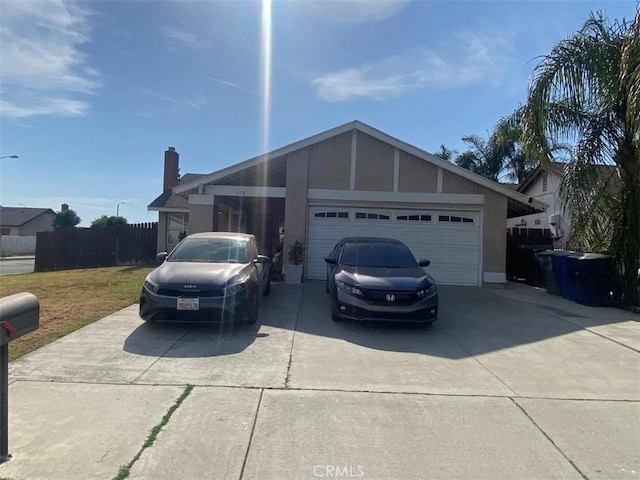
left=506, top=227, right=553, bottom=287
left=35, top=222, right=158, bottom=272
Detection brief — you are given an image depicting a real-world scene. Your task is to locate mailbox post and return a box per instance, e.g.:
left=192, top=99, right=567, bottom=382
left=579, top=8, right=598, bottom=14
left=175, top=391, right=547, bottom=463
left=0, top=292, right=40, bottom=463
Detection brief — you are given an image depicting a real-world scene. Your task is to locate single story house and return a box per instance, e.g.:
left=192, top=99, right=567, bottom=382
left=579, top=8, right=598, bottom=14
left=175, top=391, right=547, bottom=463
left=149, top=121, right=546, bottom=287
left=0, top=206, right=55, bottom=236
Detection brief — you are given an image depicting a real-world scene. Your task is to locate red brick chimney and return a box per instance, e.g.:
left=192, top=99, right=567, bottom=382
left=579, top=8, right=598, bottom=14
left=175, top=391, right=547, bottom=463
left=61, top=203, right=69, bottom=212
left=164, top=147, right=180, bottom=191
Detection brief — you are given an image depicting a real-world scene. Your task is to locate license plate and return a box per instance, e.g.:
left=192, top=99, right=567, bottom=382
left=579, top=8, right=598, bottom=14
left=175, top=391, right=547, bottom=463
left=177, top=298, right=199, bottom=311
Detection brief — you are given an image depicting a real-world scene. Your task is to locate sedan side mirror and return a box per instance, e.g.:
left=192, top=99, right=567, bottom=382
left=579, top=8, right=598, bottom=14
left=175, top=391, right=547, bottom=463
left=324, top=257, right=337, bottom=265
left=156, top=252, right=168, bottom=263
left=254, top=255, right=271, bottom=264
left=418, top=259, right=431, bottom=267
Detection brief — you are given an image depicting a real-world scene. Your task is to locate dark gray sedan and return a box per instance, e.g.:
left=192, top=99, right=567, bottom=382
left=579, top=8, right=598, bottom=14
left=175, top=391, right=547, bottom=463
left=324, top=237, right=438, bottom=324
left=139, top=232, right=271, bottom=324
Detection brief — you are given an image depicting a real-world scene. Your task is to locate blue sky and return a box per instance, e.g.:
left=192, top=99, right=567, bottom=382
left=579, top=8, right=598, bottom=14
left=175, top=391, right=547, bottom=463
left=0, top=0, right=636, bottom=226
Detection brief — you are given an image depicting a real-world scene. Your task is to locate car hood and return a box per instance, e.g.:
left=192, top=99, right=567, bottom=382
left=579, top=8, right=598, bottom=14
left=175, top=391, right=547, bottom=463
left=150, top=261, right=249, bottom=287
left=336, top=265, right=434, bottom=291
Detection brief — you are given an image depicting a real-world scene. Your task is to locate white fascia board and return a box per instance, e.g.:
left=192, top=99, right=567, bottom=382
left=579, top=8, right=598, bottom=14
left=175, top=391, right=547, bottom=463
left=147, top=207, right=189, bottom=213
left=203, top=185, right=286, bottom=198
left=308, top=189, right=484, bottom=204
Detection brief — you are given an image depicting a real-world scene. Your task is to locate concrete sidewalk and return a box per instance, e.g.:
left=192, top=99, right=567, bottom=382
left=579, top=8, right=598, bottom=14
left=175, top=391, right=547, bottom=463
left=0, top=282, right=638, bottom=479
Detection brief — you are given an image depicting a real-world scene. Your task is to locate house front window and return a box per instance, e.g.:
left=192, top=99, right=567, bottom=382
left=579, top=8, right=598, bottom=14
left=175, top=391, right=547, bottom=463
left=167, top=213, right=189, bottom=245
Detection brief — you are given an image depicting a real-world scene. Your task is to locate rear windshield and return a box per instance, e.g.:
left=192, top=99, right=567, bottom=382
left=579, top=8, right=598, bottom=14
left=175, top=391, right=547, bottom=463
left=168, top=238, right=249, bottom=263
left=339, top=242, right=417, bottom=268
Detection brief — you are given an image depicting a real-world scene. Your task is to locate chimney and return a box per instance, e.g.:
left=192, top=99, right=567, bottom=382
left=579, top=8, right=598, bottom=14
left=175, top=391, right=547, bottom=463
left=61, top=203, right=69, bottom=212
left=164, top=147, right=180, bottom=191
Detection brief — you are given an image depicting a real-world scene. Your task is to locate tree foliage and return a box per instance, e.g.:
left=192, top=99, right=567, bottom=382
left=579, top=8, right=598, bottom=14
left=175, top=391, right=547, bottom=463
left=521, top=10, right=640, bottom=306
left=53, top=209, right=81, bottom=229
left=91, top=215, right=128, bottom=228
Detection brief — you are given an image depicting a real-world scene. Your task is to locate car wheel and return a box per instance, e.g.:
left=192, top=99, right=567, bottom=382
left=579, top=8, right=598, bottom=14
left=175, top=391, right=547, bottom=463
left=263, top=276, right=271, bottom=296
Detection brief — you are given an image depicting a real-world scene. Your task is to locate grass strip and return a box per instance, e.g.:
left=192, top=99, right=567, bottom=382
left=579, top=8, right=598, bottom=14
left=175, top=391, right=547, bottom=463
left=113, top=385, right=194, bottom=480
left=0, top=266, right=152, bottom=361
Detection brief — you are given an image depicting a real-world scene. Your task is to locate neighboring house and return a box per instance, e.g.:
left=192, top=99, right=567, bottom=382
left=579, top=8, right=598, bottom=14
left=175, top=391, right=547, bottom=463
left=148, top=121, right=546, bottom=287
left=507, top=163, right=564, bottom=236
left=0, top=206, right=55, bottom=235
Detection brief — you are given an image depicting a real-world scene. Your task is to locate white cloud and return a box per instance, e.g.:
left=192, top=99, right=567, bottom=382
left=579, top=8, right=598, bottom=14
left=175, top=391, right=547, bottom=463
left=310, top=0, right=409, bottom=23
left=208, top=76, right=257, bottom=94
left=0, top=0, right=100, bottom=118
left=163, top=27, right=208, bottom=50
left=312, top=31, right=514, bottom=102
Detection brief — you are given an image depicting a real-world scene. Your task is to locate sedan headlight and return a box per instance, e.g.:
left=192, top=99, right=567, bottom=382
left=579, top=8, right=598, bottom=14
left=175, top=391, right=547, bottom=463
left=336, top=280, right=364, bottom=297
left=417, top=284, right=435, bottom=298
left=223, top=282, right=247, bottom=296
left=144, top=276, right=159, bottom=293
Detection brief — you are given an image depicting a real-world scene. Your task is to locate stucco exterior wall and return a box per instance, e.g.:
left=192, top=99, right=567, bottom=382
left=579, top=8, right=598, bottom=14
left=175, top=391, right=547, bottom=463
left=189, top=195, right=218, bottom=234
left=506, top=172, right=564, bottom=230
left=441, top=170, right=507, bottom=283
left=19, top=214, right=54, bottom=235
left=355, top=133, right=394, bottom=191
left=397, top=151, right=438, bottom=193
left=307, top=132, right=351, bottom=190
left=157, top=212, right=168, bottom=252
left=441, top=170, right=485, bottom=195
left=482, top=191, right=507, bottom=281
left=284, top=148, right=309, bottom=264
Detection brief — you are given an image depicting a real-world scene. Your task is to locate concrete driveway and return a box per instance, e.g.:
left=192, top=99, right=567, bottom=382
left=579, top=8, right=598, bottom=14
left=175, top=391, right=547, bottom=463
left=1, top=282, right=639, bottom=479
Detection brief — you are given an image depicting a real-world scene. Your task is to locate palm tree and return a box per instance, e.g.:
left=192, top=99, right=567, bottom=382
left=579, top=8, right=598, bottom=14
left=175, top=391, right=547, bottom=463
left=522, top=11, right=640, bottom=306
left=493, top=114, right=538, bottom=183
left=455, top=134, right=504, bottom=181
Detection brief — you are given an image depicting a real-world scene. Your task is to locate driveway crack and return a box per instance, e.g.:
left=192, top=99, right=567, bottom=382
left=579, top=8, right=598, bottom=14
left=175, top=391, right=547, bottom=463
left=511, top=398, right=589, bottom=479
left=284, top=285, right=303, bottom=389
left=440, top=326, right=520, bottom=397
left=130, top=329, right=193, bottom=384
left=239, top=388, right=264, bottom=480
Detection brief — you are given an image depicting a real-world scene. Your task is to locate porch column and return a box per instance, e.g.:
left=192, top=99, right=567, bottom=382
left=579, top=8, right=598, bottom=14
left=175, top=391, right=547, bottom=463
left=188, top=194, right=219, bottom=233
left=283, top=148, right=309, bottom=264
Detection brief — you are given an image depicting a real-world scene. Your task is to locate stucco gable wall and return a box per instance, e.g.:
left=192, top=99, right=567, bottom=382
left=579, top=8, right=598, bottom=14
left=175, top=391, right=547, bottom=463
left=307, top=132, right=351, bottom=190
left=355, top=133, right=394, bottom=191
left=398, top=151, right=438, bottom=193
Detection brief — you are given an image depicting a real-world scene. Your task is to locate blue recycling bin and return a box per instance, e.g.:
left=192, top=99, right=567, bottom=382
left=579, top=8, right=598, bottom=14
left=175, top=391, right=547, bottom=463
left=567, top=253, right=614, bottom=306
left=551, top=251, right=580, bottom=301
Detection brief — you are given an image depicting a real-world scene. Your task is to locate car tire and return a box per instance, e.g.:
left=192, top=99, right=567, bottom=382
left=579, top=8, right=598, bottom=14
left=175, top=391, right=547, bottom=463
left=246, top=293, right=259, bottom=325
left=330, top=295, right=343, bottom=322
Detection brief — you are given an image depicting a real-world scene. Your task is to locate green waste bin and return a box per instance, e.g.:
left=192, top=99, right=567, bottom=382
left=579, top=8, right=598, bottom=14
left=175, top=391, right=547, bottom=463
left=567, top=253, right=614, bottom=307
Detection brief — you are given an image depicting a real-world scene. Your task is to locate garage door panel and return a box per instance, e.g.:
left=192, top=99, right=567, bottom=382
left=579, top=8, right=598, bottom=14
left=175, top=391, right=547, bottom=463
left=307, top=207, right=481, bottom=286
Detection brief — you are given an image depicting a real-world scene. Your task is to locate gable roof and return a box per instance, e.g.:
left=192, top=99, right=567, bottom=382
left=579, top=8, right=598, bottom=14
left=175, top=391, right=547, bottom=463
left=147, top=174, right=205, bottom=211
left=172, top=120, right=547, bottom=213
left=0, top=207, right=55, bottom=227
left=517, top=162, right=565, bottom=193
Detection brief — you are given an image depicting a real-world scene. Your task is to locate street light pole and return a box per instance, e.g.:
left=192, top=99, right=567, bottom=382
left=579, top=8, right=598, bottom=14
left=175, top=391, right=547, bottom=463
left=116, top=202, right=125, bottom=217
left=0, top=155, right=18, bottom=159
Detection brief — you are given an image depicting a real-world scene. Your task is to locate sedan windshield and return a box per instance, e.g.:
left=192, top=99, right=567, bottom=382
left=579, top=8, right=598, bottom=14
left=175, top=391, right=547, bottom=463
left=340, top=242, right=417, bottom=268
left=168, top=238, right=249, bottom=263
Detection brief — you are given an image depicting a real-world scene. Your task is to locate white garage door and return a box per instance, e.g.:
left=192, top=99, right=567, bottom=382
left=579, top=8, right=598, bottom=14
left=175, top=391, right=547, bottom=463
left=306, top=206, right=481, bottom=286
